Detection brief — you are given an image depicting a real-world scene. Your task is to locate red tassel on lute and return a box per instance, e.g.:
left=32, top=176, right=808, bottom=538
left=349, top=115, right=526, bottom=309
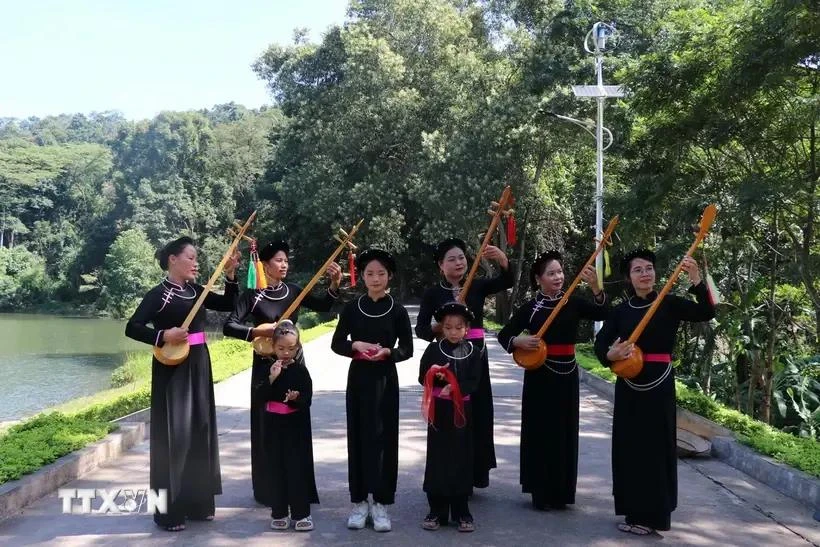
left=349, top=252, right=357, bottom=288
left=506, top=214, right=517, bottom=247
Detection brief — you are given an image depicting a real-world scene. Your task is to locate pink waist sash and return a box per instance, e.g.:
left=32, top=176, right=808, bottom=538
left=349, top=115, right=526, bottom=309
left=644, top=353, right=672, bottom=363
left=265, top=401, right=298, bottom=414
left=432, top=386, right=470, bottom=401
left=465, top=328, right=484, bottom=340
left=187, top=332, right=206, bottom=346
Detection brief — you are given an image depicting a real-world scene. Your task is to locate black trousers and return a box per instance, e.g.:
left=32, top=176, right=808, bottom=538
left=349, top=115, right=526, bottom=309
left=270, top=489, right=310, bottom=520
left=427, top=493, right=471, bottom=523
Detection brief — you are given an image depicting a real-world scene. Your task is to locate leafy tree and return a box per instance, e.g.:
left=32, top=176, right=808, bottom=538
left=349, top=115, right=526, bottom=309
left=99, top=229, right=161, bottom=319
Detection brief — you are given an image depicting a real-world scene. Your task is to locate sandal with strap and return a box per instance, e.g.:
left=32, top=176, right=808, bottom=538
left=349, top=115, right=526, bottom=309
left=163, top=523, right=185, bottom=532
left=422, top=514, right=440, bottom=531
left=295, top=516, right=314, bottom=531
left=618, top=523, right=655, bottom=536
left=458, top=517, right=475, bottom=533
left=270, top=516, right=291, bottom=530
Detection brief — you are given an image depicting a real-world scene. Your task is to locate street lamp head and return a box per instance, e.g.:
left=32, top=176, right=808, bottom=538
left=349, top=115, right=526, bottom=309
left=585, top=22, right=618, bottom=54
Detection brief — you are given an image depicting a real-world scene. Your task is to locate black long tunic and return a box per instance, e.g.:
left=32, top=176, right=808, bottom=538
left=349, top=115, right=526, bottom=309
left=253, top=352, right=318, bottom=518
left=594, top=283, right=715, bottom=530
left=125, top=277, right=238, bottom=525
left=415, top=268, right=514, bottom=487
left=497, top=292, right=609, bottom=506
left=418, top=339, right=482, bottom=497
left=331, top=293, right=414, bottom=504
left=223, top=282, right=336, bottom=503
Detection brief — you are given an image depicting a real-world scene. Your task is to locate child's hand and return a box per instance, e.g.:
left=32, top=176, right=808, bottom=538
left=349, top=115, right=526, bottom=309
left=269, top=361, right=283, bottom=383
left=440, top=384, right=452, bottom=397
left=283, top=389, right=300, bottom=402
left=433, top=363, right=449, bottom=381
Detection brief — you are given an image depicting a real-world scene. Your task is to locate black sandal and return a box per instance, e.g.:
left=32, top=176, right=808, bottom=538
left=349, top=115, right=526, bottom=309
left=422, top=514, right=440, bottom=531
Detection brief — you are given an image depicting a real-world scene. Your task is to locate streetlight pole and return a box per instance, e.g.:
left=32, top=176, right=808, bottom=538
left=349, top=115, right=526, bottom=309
left=572, top=21, right=623, bottom=334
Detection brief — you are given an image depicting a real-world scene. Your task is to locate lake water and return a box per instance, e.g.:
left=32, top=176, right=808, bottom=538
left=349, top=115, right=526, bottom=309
left=0, top=314, right=148, bottom=422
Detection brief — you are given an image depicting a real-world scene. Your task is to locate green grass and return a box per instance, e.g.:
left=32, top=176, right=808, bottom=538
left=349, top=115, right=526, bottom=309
left=0, top=319, right=338, bottom=486
left=575, top=345, right=820, bottom=479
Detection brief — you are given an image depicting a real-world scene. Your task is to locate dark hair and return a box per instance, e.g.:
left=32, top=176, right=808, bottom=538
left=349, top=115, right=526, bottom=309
left=156, top=237, right=196, bottom=271
left=620, top=248, right=656, bottom=277
left=273, top=319, right=300, bottom=344
left=259, top=241, right=290, bottom=262
left=355, top=248, right=397, bottom=275
left=434, top=238, right=468, bottom=264
left=529, top=250, right=562, bottom=290
left=273, top=320, right=303, bottom=364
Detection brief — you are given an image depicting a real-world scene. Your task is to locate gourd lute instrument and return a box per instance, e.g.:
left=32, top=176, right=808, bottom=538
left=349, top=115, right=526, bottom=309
left=513, top=216, right=619, bottom=370
left=154, top=211, right=257, bottom=366
left=252, top=219, right=364, bottom=356
left=458, top=185, right=514, bottom=304
left=611, top=204, right=717, bottom=379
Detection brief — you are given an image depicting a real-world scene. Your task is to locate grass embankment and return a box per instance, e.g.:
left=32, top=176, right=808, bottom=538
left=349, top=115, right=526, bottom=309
left=574, top=344, right=820, bottom=479
left=0, top=320, right=337, bottom=485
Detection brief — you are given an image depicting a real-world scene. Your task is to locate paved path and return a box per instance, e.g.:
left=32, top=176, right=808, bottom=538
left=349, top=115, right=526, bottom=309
left=1, top=308, right=818, bottom=546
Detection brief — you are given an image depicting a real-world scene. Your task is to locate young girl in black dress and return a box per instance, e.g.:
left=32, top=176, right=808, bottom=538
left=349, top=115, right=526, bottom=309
left=256, top=320, right=319, bottom=532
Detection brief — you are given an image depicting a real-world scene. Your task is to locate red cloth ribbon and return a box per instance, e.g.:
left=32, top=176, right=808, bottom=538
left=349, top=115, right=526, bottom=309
left=349, top=252, right=357, bottom=288
left=422, top=365, right=466, bottom=429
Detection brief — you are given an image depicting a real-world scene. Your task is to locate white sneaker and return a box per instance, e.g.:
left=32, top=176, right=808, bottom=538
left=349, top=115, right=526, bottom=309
left=371, top=503, right=391, bottom=532
left=347, top=501, right=369, bottom=529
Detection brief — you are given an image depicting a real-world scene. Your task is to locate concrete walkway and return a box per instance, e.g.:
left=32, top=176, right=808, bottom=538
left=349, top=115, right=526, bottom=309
left=1, top=317, right=818, bottom=545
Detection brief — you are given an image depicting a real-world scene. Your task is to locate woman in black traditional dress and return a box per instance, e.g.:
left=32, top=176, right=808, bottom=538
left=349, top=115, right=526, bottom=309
left=125, top=236, right=239, bottom=531
left=498, top=251, right=609, bottom=511
left=594, top=249, right=715, bottom=536
left=497, top=251, right=608, bottom=510
left=415, top=238, right=513, bottom=489
left=419, top=302, right=482, bottom=533
left=256, top=321, right=318, bottom=532
left=223, top=241, right=342, bottom=505
left=223, top=241, right=341, bottom=504
left=331, top=248, right=413, bottom=533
